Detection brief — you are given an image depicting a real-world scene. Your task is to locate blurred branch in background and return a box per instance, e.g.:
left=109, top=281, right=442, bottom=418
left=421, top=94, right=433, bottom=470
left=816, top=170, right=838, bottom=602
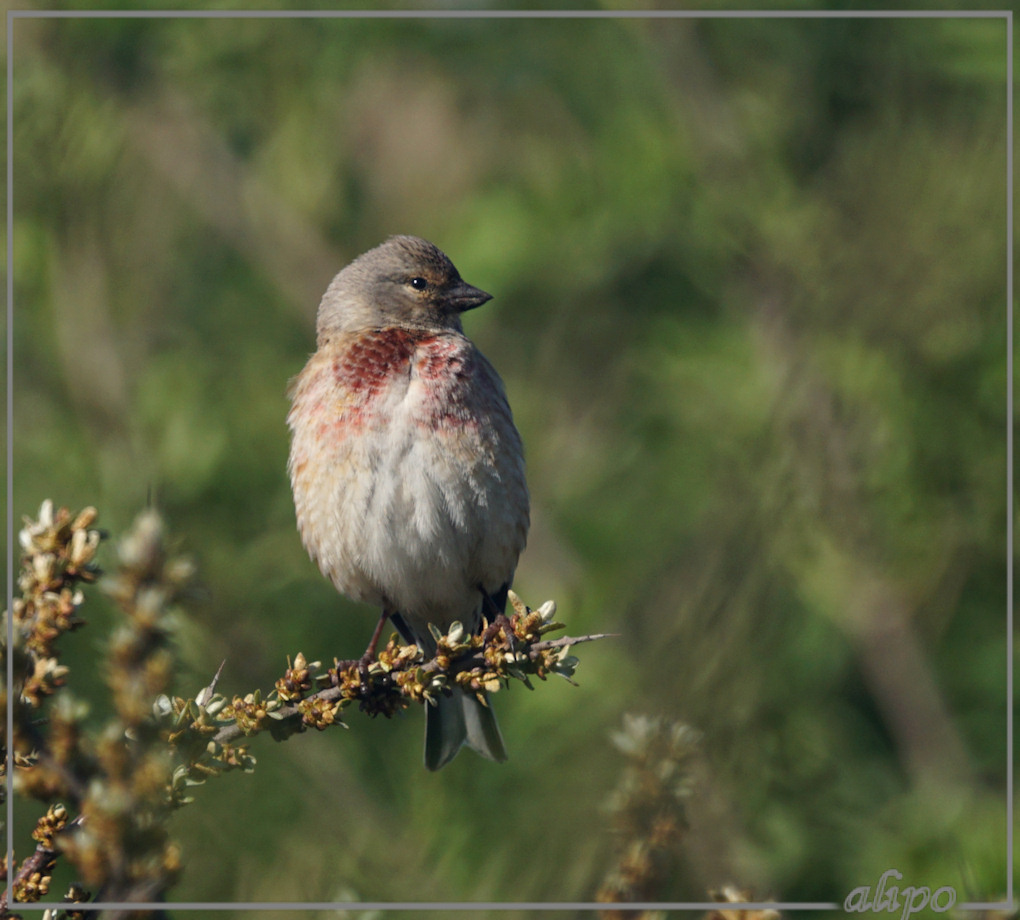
left=597, top=714, right=779, bottom=920
left=597, top=714, right=701, bottom=917
left=3, top=503, right=191, bottom=914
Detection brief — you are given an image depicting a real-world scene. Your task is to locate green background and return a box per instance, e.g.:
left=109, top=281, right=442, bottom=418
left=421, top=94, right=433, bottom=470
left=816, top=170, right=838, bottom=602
left=8, top=4, right=1011, bottom=918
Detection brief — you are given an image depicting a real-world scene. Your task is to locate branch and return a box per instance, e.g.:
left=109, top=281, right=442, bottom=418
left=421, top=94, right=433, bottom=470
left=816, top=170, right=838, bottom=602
left=206, top=628, right=616, bottom=750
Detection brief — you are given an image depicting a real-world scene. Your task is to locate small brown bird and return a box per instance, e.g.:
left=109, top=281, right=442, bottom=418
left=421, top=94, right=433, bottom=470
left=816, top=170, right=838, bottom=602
left=287, top=236, right=529, bottom=769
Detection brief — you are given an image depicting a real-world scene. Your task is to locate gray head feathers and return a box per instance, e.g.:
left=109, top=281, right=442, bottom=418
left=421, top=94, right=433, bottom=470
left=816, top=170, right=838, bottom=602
left=316, top=236, right=492, bottom=340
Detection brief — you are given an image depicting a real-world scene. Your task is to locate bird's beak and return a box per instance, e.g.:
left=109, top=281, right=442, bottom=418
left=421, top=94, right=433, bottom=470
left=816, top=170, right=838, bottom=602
left=446, top=280, right=493, bottom=313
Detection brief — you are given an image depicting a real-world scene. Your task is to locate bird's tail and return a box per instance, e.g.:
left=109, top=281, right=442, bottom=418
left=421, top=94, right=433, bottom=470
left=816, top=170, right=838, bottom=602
left=425, top=686, right=507, bottom=771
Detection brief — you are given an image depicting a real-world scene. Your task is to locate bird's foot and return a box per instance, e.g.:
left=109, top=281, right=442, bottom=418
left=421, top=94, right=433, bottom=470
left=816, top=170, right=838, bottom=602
left=330, top=652, right=380, bottom=697
left=479, top=588, right=517, bottom=651
left=331, top=610, right=392, bottom=696
left=482, top=612, right=516, bottom=651
left=356, top=648, right=377, bottom=696
left=355, top=608, right=392, bottom=694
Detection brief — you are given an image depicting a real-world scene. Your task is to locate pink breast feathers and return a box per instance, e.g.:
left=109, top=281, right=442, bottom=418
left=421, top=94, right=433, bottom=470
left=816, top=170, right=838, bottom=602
left=329, top=329, right=480, bottom=431
left=415, top=334, right=470, bottom=385
left=412, top=335, right=483, bottom=431
left=333, top=327, right=421, bottom=399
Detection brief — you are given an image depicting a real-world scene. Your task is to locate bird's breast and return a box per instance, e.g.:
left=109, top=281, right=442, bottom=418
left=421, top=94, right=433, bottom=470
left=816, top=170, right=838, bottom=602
left=287, top=326, right=527, bottom=619
left=326, top=328, right=482, bottom=432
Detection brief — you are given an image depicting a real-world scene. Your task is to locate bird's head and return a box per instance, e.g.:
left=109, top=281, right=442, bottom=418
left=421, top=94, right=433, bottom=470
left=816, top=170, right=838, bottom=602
left=316, top=235, right=492, bottom=339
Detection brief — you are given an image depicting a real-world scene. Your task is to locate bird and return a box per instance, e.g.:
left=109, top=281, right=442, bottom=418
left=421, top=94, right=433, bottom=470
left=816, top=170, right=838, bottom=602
left=287, top=235, right=529, bottom=770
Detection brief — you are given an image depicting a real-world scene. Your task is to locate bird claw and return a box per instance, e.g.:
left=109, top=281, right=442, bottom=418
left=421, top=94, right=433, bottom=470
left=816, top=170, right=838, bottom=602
left=357, top=649, right=376, bottom=696
left=482, top=612, right=516, bottom=652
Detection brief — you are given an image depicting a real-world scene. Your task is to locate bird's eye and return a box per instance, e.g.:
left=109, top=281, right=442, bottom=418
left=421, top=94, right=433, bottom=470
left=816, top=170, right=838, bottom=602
left=409, top=277, right=429, bottom=291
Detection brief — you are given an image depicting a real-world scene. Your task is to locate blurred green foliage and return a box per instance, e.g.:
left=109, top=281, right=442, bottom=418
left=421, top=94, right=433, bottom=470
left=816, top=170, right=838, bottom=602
left=8, top=5, right=1011, bottom=917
